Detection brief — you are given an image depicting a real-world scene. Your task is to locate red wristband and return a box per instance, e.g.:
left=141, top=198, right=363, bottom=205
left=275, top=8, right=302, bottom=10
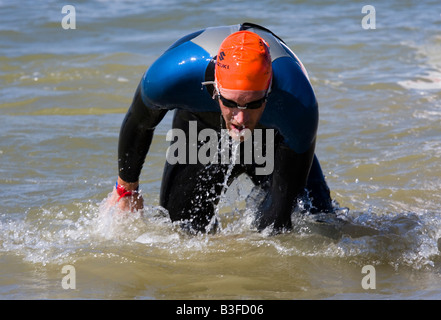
left=115, top=182, right=138, bottom=202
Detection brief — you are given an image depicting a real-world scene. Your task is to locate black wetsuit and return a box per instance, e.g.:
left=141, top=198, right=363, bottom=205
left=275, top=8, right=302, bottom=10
left=117, top=23, right=334, bottom=233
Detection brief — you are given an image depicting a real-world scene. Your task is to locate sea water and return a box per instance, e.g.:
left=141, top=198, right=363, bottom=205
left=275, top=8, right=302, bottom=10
left=1, top=0, right=441, bottom=299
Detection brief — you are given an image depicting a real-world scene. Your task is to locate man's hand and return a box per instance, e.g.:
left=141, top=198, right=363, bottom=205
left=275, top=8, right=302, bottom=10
left=107, top=178, right=144, bottom=212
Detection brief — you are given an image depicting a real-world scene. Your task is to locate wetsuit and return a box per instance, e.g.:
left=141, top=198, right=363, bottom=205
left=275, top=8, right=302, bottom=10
left=118, top=23, right=333, bottom=233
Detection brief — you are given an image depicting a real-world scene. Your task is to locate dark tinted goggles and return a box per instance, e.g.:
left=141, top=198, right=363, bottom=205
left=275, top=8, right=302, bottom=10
left=217, top=94, right=267, bottom=110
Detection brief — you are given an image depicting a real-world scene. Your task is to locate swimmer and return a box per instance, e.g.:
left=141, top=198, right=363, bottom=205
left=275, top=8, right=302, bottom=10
left=106, top=23, right=334, bottom=233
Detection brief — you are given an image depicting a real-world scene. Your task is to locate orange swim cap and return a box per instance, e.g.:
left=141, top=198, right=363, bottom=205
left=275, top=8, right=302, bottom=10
left=215, top=31, right=272, bottom=92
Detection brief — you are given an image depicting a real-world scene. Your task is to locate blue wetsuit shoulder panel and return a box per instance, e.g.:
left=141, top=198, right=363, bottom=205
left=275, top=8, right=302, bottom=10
left=140, top=25, right=242, bottom=113
left=141, top=40, right=218, bottom=112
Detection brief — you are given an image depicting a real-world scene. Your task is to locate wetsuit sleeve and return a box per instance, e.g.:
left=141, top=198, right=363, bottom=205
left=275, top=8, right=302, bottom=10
left=255, top=55, right=319, bottom=232
left=255, top=140, right=315, bottom=232
left=118, top=82, right=167, bottom=183
left=117, top=30, right=217, bottom=183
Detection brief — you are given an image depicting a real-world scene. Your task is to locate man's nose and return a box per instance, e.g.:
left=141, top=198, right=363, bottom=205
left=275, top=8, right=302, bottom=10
left=233, top=109, right=247, bottom=123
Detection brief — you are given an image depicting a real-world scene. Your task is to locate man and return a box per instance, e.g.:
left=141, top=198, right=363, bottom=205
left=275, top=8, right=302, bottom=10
left=106, top=23, right=334, bottom=234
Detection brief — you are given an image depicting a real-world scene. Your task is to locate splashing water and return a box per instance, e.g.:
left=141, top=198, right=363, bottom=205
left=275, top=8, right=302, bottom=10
left=214, top=138, right=251, bottom=232
left=1, top=183, right=441, bottom=300
left=1, top=183, right=440, bottom=272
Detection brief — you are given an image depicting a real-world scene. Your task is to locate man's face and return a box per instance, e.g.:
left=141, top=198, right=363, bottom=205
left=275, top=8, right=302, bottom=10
left=218, top=89, right=267, bottom=142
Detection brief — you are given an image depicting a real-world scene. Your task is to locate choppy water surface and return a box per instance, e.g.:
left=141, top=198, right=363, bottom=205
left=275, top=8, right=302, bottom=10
left=1, top=0, right=441, bottom=299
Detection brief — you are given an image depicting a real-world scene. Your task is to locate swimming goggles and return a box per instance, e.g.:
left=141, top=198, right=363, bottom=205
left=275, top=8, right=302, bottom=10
left=201, top=80, right=269, bottom=110
left=216, top=94, right=267, bottom=110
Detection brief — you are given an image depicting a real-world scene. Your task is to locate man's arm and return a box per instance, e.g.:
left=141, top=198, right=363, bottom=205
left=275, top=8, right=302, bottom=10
left=255, top=140, right=315, bottom=233
left=118, top=82, right=168, bottom=183
left=108, top=82, right=168, bottom=211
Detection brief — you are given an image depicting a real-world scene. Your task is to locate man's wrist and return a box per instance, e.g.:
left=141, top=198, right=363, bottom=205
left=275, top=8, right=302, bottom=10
left=115, top=179, right=139, bottom=202
left=116, top=177, right=139, bottom=191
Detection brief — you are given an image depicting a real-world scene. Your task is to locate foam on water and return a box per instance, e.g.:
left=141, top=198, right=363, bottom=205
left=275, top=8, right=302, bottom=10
left=1, top=186, right=440, bottom=272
